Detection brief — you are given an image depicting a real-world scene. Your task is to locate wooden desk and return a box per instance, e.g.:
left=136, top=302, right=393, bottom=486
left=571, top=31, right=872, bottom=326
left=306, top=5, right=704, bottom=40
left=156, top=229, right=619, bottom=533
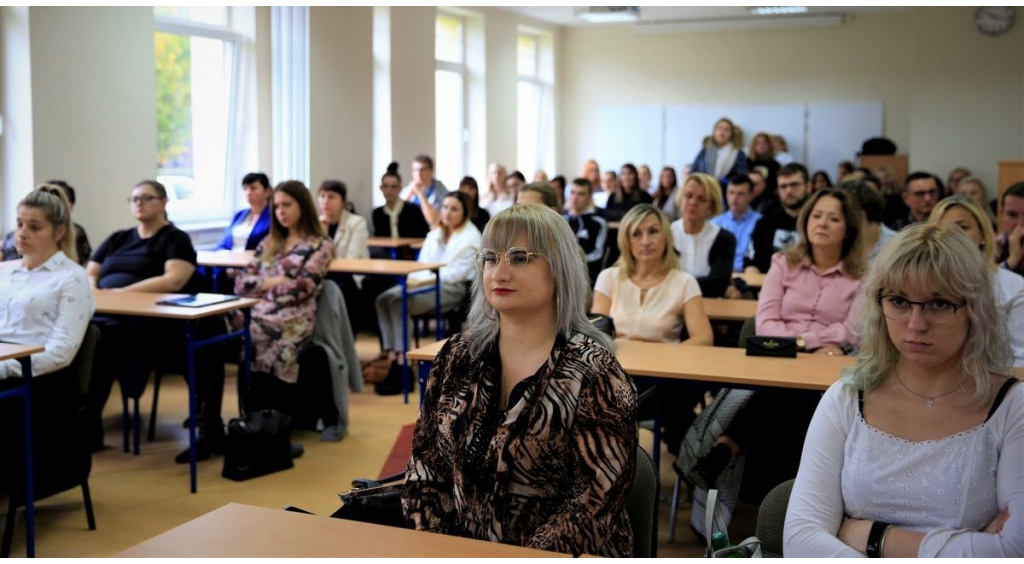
left=117, top=503, right=571, bottom=558
left=92, top=291, right=258, bottom=493
left=732, top=271, right=765, bottom=288
left=703, top=299, right=757, bottom=322
left=0, top=343, right=44, bottom=558
left=367, top=236, right=425, bottom=259
left=195, top=250, right=252, bottom=269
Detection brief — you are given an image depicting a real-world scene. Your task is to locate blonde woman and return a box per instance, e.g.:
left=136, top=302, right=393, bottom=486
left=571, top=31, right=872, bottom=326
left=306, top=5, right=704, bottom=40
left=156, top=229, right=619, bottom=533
left=669, top=173, right=736, bottom=298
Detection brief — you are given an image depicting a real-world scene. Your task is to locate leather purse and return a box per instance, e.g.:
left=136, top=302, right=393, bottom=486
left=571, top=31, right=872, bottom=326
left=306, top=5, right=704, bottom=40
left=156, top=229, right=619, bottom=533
left=744, top=336, right=797, bottom=358
left=331, top=472, right=410, bottom=528
left=221, top=409, right=294, bottom=481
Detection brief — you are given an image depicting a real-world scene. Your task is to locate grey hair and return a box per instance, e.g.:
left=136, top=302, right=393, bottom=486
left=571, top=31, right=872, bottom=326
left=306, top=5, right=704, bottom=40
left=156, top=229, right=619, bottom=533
left=19, top=184, right=77, bottom=263
left=844, top=222, right=1014, bottom=408
left=463, top=204, right=614, bottom=358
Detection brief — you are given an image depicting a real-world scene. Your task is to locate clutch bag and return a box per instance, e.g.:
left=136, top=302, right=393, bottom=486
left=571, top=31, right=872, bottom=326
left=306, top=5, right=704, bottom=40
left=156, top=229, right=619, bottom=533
left=745, top=336, right=797, bottom=358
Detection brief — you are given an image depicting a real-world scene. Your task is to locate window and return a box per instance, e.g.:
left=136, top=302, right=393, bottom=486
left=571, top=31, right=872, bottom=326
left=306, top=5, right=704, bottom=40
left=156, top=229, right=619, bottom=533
left=435, top=13, right=467, bottom=189
left=154, top=7, right=249, bottom=223
left=517, top=31, right=555, bottom=179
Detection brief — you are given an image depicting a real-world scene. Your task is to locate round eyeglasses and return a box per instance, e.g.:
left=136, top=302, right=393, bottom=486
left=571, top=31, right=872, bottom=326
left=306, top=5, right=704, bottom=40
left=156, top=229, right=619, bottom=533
left=476, top=247, right=545, bottom=271
left=876, top=294, right=966, bottom=325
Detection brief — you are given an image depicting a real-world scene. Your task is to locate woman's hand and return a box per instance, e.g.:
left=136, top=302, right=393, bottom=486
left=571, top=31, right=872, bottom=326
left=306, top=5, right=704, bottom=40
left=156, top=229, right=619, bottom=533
left=261, top=275, right=291, bottom=290
left=814, top=345, right=844, bottom=356
left=838, top=518, right=872, bottom=555
left=985, top=508, right=1010, bottom=534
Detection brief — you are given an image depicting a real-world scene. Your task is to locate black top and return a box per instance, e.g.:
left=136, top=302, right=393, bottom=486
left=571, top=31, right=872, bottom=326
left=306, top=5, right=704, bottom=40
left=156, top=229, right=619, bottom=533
left=744, top=208, right=799, bottom=273
left=564, top=212, right=609, bottom=283
left=690, top=228, right=736, bottom=299
left=470, top=208, right=491, bottom=234
left=600, top=191, right=654, bottom=223
left=371, top=203, right=430, bottom=238
left=91, top=223, right=202, bottom=293
left=880, top=193, right=910, bottom=232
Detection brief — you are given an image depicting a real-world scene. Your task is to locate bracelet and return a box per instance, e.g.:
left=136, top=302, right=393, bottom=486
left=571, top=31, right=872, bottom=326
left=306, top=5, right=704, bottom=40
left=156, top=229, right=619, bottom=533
left=866, top=521, right=891, bottom=558
left=878, top=523, right=893, bottom=558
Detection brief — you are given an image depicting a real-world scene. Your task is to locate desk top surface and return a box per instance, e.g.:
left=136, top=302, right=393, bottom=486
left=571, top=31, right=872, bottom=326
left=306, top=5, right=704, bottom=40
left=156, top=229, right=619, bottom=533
left=407, top=340, right=853, bottom=391
left=93, top=291, right=258, bottom=320
left=0, top=343, right=45, bottom=362
left=196, top=250, right=443, bottom=276
left=367, top=236, right=425, bottom=248
left=116, top=503, right=572, bottom=558
left=703, top=299, right=757, bottom=321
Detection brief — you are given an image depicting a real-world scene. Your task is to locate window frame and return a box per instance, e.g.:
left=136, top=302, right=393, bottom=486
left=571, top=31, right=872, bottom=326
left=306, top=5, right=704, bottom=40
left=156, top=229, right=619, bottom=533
left=434, top=11, right=470, bottom=188
left=516, top=29, right=555, bottom=179
left=154, top=13, right=245, bottom=226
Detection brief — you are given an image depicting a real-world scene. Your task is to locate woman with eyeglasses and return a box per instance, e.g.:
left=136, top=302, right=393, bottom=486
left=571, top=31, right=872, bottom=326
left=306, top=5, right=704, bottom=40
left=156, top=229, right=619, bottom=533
left=86, top=180, right=227, bottom=461
left=785, top=223, right=1022, bottom=557
left=403, top=204, right=637, bottom=557
left=373, top=191, right=481, bottom=396
left=930, top=196, right=1024, bottom=366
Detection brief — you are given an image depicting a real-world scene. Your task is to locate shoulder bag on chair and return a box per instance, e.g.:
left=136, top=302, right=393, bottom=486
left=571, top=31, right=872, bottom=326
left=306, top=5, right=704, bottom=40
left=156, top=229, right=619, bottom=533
left=330, top=472, right=410, bottom=529
left=705, top=488, right=763, bottom=558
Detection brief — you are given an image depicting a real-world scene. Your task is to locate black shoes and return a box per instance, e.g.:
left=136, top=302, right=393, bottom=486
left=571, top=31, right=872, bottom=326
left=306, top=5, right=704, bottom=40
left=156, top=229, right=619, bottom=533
left=174, top=427, right=226, bottom=464
left=374, top=361, right=410, bottom=396
left=691, top=443, right=733, bottom=490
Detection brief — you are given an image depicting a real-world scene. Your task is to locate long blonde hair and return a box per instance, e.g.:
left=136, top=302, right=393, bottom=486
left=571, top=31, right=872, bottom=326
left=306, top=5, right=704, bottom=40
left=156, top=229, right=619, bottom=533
left=845, top=223, right=1013, bottom=407
left=19, top=184, right=77, bottom=262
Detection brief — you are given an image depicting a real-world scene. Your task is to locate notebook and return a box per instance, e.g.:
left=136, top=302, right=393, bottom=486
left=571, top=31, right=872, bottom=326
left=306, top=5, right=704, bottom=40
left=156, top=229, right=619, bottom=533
left=156, top=293, right=241, bottom=308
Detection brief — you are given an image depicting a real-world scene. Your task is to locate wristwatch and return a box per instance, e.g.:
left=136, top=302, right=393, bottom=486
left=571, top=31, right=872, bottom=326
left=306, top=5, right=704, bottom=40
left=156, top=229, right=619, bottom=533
left=866, top=521, right=892, bottom=558
left=795, top=336, right=807, bottom=352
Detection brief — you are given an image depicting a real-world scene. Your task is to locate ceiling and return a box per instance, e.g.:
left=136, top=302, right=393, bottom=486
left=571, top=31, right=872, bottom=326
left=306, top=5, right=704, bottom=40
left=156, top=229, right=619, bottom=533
left=497, top=6, right=910, bottom=28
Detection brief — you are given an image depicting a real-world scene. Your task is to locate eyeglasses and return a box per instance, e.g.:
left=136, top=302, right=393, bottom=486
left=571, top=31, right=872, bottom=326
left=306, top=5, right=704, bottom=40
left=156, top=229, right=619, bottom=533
left=127, top=195, right=161, bottom=204
left=476, top=247, right=545, bottom=271
left=877, top=294, right=966, bottom=325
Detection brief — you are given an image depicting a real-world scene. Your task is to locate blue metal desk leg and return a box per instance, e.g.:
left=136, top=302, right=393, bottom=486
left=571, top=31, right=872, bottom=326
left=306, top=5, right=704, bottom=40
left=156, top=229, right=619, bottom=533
left=434, top=268, right=442, bottom=340
left=185, top=321, right=198, bottom=493
left=18, top=357, right=35, bottom=558
left=400, top=276, right=410, bottom=404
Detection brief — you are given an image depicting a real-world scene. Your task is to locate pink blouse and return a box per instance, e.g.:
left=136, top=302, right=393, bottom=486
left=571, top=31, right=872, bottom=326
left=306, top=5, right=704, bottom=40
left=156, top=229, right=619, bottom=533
left=755, top=253, right=861, bottom=351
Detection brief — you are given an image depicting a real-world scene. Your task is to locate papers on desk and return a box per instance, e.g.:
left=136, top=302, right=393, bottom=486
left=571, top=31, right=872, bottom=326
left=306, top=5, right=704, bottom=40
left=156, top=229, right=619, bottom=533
left=156, top=293, right=241, bottom=308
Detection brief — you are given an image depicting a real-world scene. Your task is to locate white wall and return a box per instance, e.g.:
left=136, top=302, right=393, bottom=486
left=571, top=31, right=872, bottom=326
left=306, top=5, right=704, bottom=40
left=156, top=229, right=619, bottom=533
left=5, top=7, right=156, bottom=247
left=559, top=7, right=1023, bottom=189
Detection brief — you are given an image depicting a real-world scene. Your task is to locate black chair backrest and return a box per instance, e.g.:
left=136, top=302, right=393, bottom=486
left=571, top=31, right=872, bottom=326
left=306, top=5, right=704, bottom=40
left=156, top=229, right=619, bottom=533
left=74, top=324, right=101, bottom=395
left=625, top=444, right=658, bottom=558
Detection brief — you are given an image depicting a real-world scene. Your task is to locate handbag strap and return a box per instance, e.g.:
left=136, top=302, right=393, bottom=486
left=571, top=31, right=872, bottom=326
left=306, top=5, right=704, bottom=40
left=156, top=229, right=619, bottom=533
left=705, top=488, right=731, bottom=553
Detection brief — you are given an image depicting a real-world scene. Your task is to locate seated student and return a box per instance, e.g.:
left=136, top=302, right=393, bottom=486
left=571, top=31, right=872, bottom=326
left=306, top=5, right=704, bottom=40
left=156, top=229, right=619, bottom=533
left=638, top=164, right=652, bottom=193
left=374, top=191, right=481, bottom=396
left=670, top=173, right=737, bottom=298
left=480, top=162, right=509, bottom=214
left=601, top=163, right=654, bottom=224
left=746, top=166, right=774, bottom=214
left=997, top=182, right=1024, bottom=277
left=811, top=170, right=833, bottom=193
left=504, top=169, right=527, bottom=206
left=371, top=163, right=430, bottom=255
left=893, top=171, right=944, bottom=231
left=458, top=175, right=491, bottom=233
left=956, top=176, right=998, bottom=228
left=563, top=178, right=609, bottom=283
left=86, top=180, right=226, bottom=461
left=712, top=173, right=762, bottom=274
left=692, top=188, right=866, bottom=499
left=931, top=197, right=1024, bottom=366
left=318, top=179, right=369, bottom=330
left=771, top=134, right=794, bottom=166
left=691, top=118, right=749, bottom=188
left=235, top=181, right=335, bottom=430
left=516, top=181, right=561, bottom=213
left=401, top=154, right=448, bottom=226
left=0, top=185, right=94, bottom=381
left=841, top=179, right=897, bottom=260
left=403, top=204, right=637, bottom=557
left=947, top=166, right=971, bottom=195
left=549, top=175, right=566, bottom=208
left=216, top=172, right=272, bottom=252
left=2, top=180, right=92, bottom=267
left=651, top=166, right=680, bottom=222
left=746, top=132, right=780, bottom=195
left=744, top=163, right=810, bottom=274
left=785, top=223, right=1023, bottom=558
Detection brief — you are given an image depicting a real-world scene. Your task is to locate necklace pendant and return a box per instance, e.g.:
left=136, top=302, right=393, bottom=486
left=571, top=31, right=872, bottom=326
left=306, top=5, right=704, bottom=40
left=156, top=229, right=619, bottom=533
left=926, top=398, right=935, bottom=408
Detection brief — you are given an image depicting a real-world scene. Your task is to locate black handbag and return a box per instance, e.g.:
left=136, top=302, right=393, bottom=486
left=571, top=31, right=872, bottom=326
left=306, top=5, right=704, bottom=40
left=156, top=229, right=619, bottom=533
left=588, top=313, right=616, bottom=339
left=221, top=409, right=294, bottom=481
left=745, top=336, right=797, bottom=358
left=330, top=472, right=409, bottom=528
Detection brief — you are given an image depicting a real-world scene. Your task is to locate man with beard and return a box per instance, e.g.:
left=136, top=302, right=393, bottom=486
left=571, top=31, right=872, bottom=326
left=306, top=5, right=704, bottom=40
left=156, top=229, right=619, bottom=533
left=743, top=163, right=809, bottom=274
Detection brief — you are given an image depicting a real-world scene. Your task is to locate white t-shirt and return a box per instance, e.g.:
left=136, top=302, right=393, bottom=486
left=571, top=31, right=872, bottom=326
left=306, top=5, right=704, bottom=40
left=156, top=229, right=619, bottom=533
left=670, top=220, right=721, bottom=278
left=231, top=221, right=255, bottom=252
left=594, top=267, right=702, bottom=343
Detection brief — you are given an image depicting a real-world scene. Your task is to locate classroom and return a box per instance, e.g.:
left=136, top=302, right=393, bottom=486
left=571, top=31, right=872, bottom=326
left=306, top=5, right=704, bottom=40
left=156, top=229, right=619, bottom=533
left=0, top=5, right=1022, bottom=558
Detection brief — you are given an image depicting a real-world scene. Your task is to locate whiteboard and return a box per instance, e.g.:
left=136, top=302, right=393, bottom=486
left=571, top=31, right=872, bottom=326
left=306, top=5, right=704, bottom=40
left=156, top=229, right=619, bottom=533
left=806, top=101, right=884, bottom=177
left=594, top=101, right=884, bottom=182
left=664, top=104, right=806, bottom=172
left=596, top=105, right=665, bottom=177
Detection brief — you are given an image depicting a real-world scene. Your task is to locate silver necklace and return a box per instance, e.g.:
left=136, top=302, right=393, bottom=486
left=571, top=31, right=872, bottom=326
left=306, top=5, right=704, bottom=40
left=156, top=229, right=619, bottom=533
left=895, top=369, right=969, bottom=407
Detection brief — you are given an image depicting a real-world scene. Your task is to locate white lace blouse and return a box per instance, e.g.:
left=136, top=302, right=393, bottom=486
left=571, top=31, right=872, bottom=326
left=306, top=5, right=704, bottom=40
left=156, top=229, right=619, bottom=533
left=785, top=380, right=1024, bottom=557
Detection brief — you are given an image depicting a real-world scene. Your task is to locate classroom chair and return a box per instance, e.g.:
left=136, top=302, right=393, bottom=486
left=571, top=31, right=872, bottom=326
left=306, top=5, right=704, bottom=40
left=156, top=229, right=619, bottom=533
left=625, top=444, right=659, bottom=558
left=755, top=479, right=794, bottom=557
